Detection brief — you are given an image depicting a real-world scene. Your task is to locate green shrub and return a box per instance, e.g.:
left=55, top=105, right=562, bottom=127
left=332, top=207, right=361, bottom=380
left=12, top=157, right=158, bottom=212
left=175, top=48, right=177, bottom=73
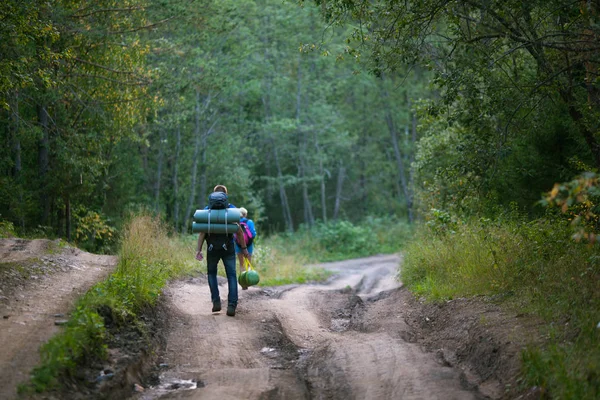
left=74, top=209, right=117, bottom=254
left=28, top=309, right=106, bottom=391
left=0, top=216, right=16, bottom=238
left=270, top=218, right=411, bottom=263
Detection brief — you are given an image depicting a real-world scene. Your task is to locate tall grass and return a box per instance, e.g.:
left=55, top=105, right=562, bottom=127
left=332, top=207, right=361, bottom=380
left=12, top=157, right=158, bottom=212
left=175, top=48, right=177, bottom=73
left=403, top=218, right=600, bottom=399
left=24, top=214, right=199, bottom=393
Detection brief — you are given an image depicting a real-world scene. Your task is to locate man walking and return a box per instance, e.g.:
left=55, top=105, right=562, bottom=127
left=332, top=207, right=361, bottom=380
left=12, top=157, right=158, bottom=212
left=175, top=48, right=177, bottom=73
left=196, top=185, right=248, bottom=316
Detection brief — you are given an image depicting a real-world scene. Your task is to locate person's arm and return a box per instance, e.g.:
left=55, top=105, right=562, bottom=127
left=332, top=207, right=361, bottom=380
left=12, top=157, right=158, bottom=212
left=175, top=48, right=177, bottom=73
left=236, top=224, right=249, bottom=257
left=196, top=232, right=206, bottom=261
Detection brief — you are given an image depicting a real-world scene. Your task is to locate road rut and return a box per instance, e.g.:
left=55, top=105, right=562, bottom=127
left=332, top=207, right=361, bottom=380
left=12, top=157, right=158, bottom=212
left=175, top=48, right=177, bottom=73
left=137, top=254, right=481, bottom=400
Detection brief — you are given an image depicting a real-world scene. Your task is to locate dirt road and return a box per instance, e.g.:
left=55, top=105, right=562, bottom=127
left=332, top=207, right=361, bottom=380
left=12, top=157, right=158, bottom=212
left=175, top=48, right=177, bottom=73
left=137, top=254, right=483, bottom=400
left=0, top=239, right=117, bottom=400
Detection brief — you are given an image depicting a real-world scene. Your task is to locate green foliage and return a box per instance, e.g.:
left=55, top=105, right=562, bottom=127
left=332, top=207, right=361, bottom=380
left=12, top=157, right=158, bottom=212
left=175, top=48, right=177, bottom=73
left=541, top=172, right=600, bottom=243
left=269, top=218, right=411, bottom=263
left=522, top=337, right=600, bottom=400
left=74, top=209, right=116, bottom=254
left=403, top=217, right=600, bottom=397
left=26, top=309, right=106, bottom=392
left=0, top=216, right=15, bottom=238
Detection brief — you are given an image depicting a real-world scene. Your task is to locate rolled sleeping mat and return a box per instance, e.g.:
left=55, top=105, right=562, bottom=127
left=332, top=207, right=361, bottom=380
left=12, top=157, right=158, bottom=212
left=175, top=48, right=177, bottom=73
left=192, top=222, right=239, bottom=234
left=193, top=208, right=241, bottom=223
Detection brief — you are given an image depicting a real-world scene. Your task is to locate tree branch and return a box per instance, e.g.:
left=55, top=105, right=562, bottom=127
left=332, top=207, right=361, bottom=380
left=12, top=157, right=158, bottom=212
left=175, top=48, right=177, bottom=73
left=69, top=7, right=146, bottom=19
left=69, top=73, right=149, bottom=86
left=73, top=57, right=137, bottom=75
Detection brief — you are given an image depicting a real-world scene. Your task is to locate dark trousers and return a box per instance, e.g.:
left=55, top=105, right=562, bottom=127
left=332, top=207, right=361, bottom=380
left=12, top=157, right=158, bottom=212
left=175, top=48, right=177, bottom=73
left=206, top=245, right=238, bottom=307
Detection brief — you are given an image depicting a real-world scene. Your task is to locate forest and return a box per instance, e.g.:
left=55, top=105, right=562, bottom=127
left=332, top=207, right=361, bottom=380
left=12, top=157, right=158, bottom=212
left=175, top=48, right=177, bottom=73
left=1, top=0, right=598, bottom=243
left=1, top=0, right=600, bottom=398
left=0, top=0, right=426, bottom=244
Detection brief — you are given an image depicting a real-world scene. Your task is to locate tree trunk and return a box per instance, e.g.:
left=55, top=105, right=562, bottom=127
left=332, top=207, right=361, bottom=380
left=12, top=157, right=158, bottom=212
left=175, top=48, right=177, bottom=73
left=154, top=128, right=166, bottom=212
left=172, top=126, right=181, bottom=231
left=333, top=163, right=345, bottom=220
left=274, top=146, right=294, bottom=232
left=359, top=87, right=368, bottom=216
left=296, top=57, right=314, bottom=227
left=298, top=161, right=315, bottom=227
left=65, top=194, right=71, bottom=242
left=408, top=110, right=417, bottom=215
left=316, top=139, right=328, bottom=222
left=11, top=92, right=24, bottom=229
left=199, top=115, right=209, bottom=209
left=37, top=104, right=50, bottom=225
left=380, top=78, right=413, bottom=223
left=11, top=93, right=22, bottom=178
left=514, top=6, right=600, bottom=170
left=184, top=89, right=203, bottom=232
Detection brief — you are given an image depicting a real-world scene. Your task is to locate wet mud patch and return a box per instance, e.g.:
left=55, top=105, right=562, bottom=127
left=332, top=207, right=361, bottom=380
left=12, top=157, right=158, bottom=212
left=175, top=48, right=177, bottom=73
left=309, top=291, right=368, bottom=333
left=252, top=285, right=298, bottom=300
left=259, top=316, right=304, bottom=369
left=295, top=344, right=353, bottom=400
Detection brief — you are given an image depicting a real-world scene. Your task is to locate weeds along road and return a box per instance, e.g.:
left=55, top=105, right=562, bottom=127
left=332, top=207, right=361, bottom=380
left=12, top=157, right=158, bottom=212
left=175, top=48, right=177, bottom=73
left=0, top=239, right=117, bottom=400
left=137, top=254, right=483, bottom=400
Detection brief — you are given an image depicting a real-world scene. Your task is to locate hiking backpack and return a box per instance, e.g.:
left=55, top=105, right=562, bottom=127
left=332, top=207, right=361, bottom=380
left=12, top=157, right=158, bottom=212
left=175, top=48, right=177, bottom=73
left=206, top=192, right=233, bottom=250
left=235, top=220, right=254, bottom=248
left=207, top=191, right=228, bottom=209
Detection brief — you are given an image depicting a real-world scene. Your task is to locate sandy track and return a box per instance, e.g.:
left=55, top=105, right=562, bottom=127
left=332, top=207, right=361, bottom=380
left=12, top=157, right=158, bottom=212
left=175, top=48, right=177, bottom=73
left=0, top=239, right=117, bottom=400
left=138, top=255, right=481, bottom=400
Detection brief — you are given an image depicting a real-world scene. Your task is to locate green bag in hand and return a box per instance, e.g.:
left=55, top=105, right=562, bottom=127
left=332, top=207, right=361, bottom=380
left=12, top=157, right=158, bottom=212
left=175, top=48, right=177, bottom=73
left=239, top=258, right=260, bottom=288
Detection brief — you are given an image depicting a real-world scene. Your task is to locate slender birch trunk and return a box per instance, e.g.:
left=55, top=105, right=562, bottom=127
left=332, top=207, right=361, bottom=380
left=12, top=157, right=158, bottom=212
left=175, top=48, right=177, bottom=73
left=333, top=163, right=345, bottom=220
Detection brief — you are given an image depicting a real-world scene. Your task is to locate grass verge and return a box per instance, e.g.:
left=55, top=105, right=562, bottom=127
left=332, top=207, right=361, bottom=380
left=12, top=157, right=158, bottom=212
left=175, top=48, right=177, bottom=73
left=402, top=217, right=600, bottom=399
left=21, top=214, right=199, bottom=393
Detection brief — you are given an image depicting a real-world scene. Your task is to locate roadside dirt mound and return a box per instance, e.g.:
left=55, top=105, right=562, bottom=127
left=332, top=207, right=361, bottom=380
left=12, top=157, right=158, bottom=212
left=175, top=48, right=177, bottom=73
left=401, top=295, right=544, bottom=399
left=126, top=254, right=541, bottom=400
left=0, top=238, right=117, bottom=400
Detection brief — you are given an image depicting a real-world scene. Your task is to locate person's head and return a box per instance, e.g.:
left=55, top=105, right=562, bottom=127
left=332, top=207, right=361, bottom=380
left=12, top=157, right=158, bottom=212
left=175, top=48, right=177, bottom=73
left=213, top=184, right=228, bottom=194
left=240, top=207, right=248, bottom=217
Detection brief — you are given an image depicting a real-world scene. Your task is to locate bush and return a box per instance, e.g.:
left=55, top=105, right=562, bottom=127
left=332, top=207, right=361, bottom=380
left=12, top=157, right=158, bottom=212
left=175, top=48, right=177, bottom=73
left=74, top=209, right=117, bottom=254
left=0, top=216, right=16, bottom=238
left=273, top=218, right=411, bottom=263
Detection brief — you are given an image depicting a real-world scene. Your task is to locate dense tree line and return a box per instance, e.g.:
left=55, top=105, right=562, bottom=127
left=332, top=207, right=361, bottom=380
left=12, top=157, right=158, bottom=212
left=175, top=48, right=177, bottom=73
left=308, top=0, right=600, bottom=221
left=1, top=0, right=426, bottom=249
left=3, top=0, right=597, bottom=249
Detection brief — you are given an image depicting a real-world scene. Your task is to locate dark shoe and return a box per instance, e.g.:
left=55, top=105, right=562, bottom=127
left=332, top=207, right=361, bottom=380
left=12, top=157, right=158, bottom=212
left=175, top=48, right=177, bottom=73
left=226, top=305, right=236, bottom=317
left=212, top=301, right=221, bottom=312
